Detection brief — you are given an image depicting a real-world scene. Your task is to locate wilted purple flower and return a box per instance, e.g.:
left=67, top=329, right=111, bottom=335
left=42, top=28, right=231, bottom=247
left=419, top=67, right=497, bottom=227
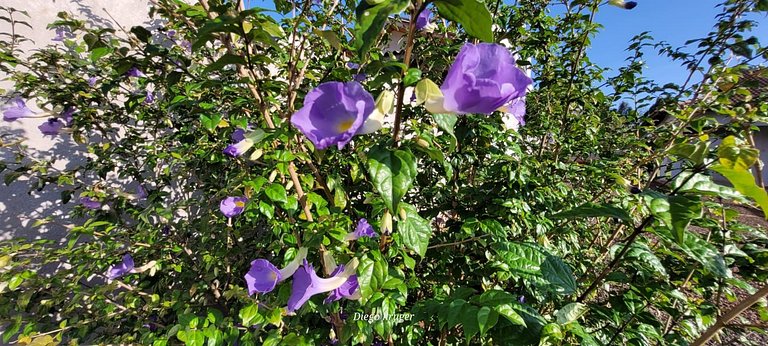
left=2, top=98, right=36, bottom=121
left=344, top=219, right=378, bottom=241
left=126, top=67, right=146, bottom=78
left=286, top=258, right=359, bottom=312
left=290, top=81, right=374, bottom=150
left=87, top=76, right=98, bottom=87
left=161, top=225, right=170, bottom=236
left=220, top=196, right=247, bottom=217
left=415, top=7, right=432, bottom=31
left=428, top=43, right=532, bottom=115
left=244, top=247, right=307, bottom=295
left=60, top=107, right=76, bottom=125
left=107, top=254, right=135, bottom=279
left=38, top=118, right=65, bottom=136
left=80, top=197, right=102, bottom=209
left=609, top=0, right=637, bottom=9
left=143, top=90, right=155, bottom=105
left=324, top=264, right=360, bottom=303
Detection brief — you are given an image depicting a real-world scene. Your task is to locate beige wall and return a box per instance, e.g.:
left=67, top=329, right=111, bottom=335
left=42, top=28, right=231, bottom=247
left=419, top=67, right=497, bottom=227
left=0, top=0, right=153, bottom=241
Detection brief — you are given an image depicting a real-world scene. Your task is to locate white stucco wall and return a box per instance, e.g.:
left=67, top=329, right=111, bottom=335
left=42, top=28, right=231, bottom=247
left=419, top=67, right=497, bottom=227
left=0, top=0, right=153, bottom=242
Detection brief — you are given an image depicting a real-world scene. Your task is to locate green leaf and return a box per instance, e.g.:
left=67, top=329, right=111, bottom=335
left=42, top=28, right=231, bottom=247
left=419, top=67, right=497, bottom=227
left=239, top=304, right=264, bottom=326
left=477, top=306, right=499, bottom=335
left=646, top=193, right=702, bottom=244
left=669, top=140, right=709, bottom=165
left=494, top=304, right=527, bottom=327
left=357, top=254, right=387, bottom=303
left=434, top=0, right=494, bottom=42
left=552, top=203, right=633, bottom=224
left=403, top=68, right=422, bottom=87
left=445, top=299, right=466, bottom=328
left=199, top=114, right=222, bottom=133
left=265, top=183, right=287, bottom=204
left=398, top=203, right=432, bottom=257
left=460, top=304, right=480, bottom=340
left=367, top=146, right=417, bottom=214
left=611, top=242, right=668, bottom=279
left=314, top=29, right=342, bottom=50
left=431, top=113, right=458, bottom=152
left=353, top=0, right=409, bottom=57
left=555, top=302, right=587, bottom=325
left=717, top=136, right=759, bottom=171
left=678, top=231, right=731, bottom=278
left=541, top=255, right=577, bottom=295
left=672, top=172, right=746, bottom=201
left=130, top=26, right=152, bottom=42
left=89, top=47, right=112, bottom=62
left=711, top=164, right=768, bottom=217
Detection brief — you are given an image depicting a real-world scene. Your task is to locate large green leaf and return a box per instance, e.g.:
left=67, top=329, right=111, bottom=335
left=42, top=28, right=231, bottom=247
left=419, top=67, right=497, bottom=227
left=645, top=193, right=702, bottom=244
left=552, top=203, right=633, bottom=224
left=679, top=231, right=732, bottom=278
left=493, top=242, right=577, bottom=295
left=398, top=203, right=432, bottom=257
left=434, top=0, right=494, bottom=42
left=354, top=0, right=409, bottom=57
left=672, top=172, right=746, bottom=202
left=554, top=302, right=587, bottom=325
left=611, top=242, right=668, bottom=279
left=711, top=164, right=768, bottom=217
left=367, top=147, right=417, bottom=214
left=357, top=254, right=388, bottom=303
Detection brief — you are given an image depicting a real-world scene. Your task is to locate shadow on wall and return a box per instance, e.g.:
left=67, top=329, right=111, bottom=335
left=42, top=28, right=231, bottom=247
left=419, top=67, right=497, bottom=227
left=1, top=0, right=158, bottom=243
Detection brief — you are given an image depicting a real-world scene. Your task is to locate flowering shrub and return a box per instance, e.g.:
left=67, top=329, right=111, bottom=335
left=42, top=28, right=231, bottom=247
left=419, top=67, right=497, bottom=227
left=1, top=0, right=768, bottom=345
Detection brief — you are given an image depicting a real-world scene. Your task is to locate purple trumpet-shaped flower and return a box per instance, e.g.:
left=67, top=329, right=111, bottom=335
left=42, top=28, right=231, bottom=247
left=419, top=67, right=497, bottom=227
left=126, top=67, right=146, bottom=78
left=135, top=185, right=148, bottom=200
left=220, top=197, right=247, bottom=217
left=38, top=118, right=65, bottom=136
left=52, top=27, right=66, bottom=42
left=60, top=107, right=76, bottom=125
left=290, top=81, right=374, bottom=150
left=344, top=218, right=378, bottom=241
left=244, top=247, right=308, bottom=295
left=80, top=197, right=102, bottom=210
left=223, top=138, right=254, bottom=157
left=324, top=264, right=360, bottom=303
left=608, top=0, right=637, bottom=9
left=286, top=258, right=359, bottom=312
left=87, top=76, right=98, bottom=87
left=415, top=7, right=432, bottom=31
left=107, top=254, right=135, bottom=279
left=3, top=98, right=36, bottom=121
left=427, top=43, right=532, bottom=115
left=144, top=90, right=155, bottom=105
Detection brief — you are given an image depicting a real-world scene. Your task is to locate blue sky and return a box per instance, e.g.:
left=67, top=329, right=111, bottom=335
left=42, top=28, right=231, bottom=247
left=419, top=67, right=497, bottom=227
left=586, top=0, right=768, bottom=87
left=247, top=0, right=767, bottom=87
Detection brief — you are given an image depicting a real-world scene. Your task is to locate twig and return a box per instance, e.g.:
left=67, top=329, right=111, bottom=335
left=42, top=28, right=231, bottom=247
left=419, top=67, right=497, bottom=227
left=690, top=284, right=768, bottom=346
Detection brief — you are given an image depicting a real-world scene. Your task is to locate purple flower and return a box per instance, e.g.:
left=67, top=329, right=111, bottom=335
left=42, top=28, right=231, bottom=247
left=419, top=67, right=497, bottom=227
left=346, top=62, right=360, bottom=69
left=3, top=98, right=36, bottom=121
left=38, top=118, right=65, bottom=136
left=52, top=27, right=66, bottom=42
left=244, top=248, right=308, bottom=295
left=609, top=0, right=637, bottom=9
left=416, top=8, right=432, bottom=31
left=220, top=196, right=247, bottom=218
left=87, top=76, right=98, bottom=87
left=500, top=97, right=526, bottom=131
left=353, top=73, right=367, bottom=83
left=223, top=138, right=254, bottom=157
left=180, top=40, right=192, bottom=52
left=166, top=29, right=177, bottom=38
left=60, top=107, right=76, bottom=125
left=518, top=295, right=525, bottom=303
left=290, top=81, right=374, bottom=150
left=324, top=264, right=360, bottom=303
left=126, top=67, right=146, bottom=78
left=428, top=43, right=532, bottom=115
left=79, top=197, right=102, bottom=209
left=232, top=128, right=246, bottom=142
left=286, top=258, right=359, bottom=312
left=344, top=218, right=378, bottom=241
left=143, top=90, right=155, bottom=105
left=107, top=254, right=135, bottom=279
left=135, top=185, right=148, bottom=199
